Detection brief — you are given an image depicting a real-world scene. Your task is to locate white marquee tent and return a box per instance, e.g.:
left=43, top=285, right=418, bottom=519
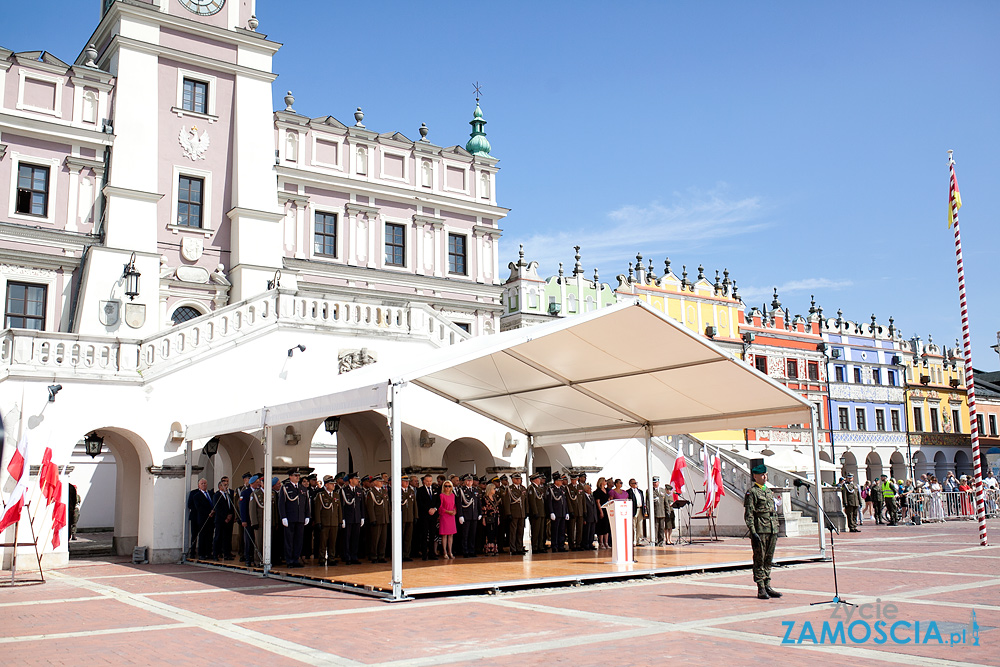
left=186, top=300, right=825, bottom=599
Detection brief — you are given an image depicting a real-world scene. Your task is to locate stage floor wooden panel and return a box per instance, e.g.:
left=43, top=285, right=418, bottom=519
left=188, top=540, right=820, bottom=598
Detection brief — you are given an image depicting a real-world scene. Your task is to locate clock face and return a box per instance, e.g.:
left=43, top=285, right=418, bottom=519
left=178, top=0, right=226, bottom=16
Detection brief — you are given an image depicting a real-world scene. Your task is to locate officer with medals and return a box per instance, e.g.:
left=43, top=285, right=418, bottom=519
left=566, top=473, right=584, bottom=550
left=527, top=472, right=548, bottom=553
left=365, top=476, right=389, bottom=563
left=650, top=476, right=673, bottom=546
left=340, top=472, right=365, bottom=564
left=238, top=475, right=260, bottom=565
left=277, top=469, right=311, bottom=568
left=457, top=473, right=481, bottom=557
left=744, top=463, right=781, bottom=599
left=546, top=472, right=570, bottom=552
left=313, top=475, right=342, bottom=565
left=248, top=476, right=270, bottom=566
left=399, top=475, right=416, bottom=561
left=504, top=472, right=527, bottom=555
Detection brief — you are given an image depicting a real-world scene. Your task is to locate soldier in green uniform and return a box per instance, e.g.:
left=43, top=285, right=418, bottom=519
left=504, top=472, right=527, bottom=555
left=527, top=473, right=548, bottom=553
left=365, top=476, right=389, bottom=563
left=399, top=475, right=416, bottom=561
left=744, top=463, right=781, bottom=600
left=841, top=473, right=862, bottom=532
left=313, top=475, right=342, bottom=565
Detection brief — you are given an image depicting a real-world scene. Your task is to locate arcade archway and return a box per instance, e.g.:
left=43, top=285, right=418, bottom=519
left=840, top=450, right=859, bottom=480
left=865, top=451, right=883, bottom=484
left=442, top=437, right=493, bottom=477
left=889, top=451, right=907, bottom=481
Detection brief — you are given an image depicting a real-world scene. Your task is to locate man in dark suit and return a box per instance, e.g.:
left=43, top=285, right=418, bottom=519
left=187, top=478, right=215, bottom=559
left=627, top=478, right=649, bottom=546
left=581, top=483, right=599, bottom=550
left=340, top=472, right=365, bottom=564
left=239, top=475, right=260, bottom=565
left=416, top=474, right=439, bottom=560
left=277, top=469, right=311, bottom=567
left=212, top=478, right=236, bottom=560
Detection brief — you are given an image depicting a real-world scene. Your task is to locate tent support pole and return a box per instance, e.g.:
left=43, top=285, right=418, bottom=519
left=645, top=426, right=654, bottom=548
left=182, top=440, right=192, bottom=563
left=526, top=434, right=534, bottom=476
left=811, top=404, right=826, bottom=558
left=389, top=382, right=406, bottom=601
left=262, top=421, right=273, bottom=576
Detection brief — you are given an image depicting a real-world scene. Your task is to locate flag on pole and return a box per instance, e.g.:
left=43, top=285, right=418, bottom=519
left=39, top=447, right=60, bottom=505
left=712, top=451, right=726, bottom=508
left=948, top=158, right=962, bottom=228
left=0, top=436, right=30, bottom=533
left=51, top=479, right=66, bottom=550
left=670, top=455, right=687, bottom=502
left=701, top=447, right=717, bottom=513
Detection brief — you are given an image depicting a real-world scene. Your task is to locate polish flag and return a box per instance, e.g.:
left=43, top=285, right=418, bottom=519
left=50, top=479, right=66, bottom=549
left=39, top=447, right=60, bottom=505
left=670, top=455, right=687, bottom=501
left=0, top=436, right=30, bottom=533
left=701, top=449, right=717, bottom=514
left=711, top=452, right=726, bottom=508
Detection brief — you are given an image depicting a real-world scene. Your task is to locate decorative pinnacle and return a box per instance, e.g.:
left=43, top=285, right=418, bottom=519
left=636, top=252, right=643, bottom=268
left=573, top=245, right=582, bottom=276
left=771, top=287, right=781, bottom=310
left=647, top=259, right=655, bottom=282
left=474, top=80, right=483, bottom=103
left=697, top=265, right=705, bottom=281
left=84, top=44, right=98, bottom=68
left=714, top=270, right=722, bottom=294
left=558, top=262, right=564, bottom=277
left=809, top=295, right=816, bottom=315
left=871, top=314, right=878, bottom=330
left=593, top=268, right=599, bottom=285
left=247, top=14, right=259, bottom=31
left=354, top=107, right=365, bottom=128
left=731, top=280, right=739, bottom=301
left=628, top=262, right=634, bottom=281
left=419, top=123, right=429, bottom=141
left=681, top=265, right=688, bottom=287
left=517, top=244, right=525, bottom=267
left=284, top=91, right=295, bottom=112
left=664, top=257, right=671, bottom=275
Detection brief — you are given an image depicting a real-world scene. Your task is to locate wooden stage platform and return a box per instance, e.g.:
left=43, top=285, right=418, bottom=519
left=187, top=539, right=821, bottom=599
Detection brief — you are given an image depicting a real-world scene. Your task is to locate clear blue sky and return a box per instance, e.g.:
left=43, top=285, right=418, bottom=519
left=5, top=1, right=1000, bottom=365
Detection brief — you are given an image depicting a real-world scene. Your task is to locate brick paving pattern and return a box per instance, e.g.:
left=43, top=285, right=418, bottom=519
left=2, top=519, right=998, bottom=666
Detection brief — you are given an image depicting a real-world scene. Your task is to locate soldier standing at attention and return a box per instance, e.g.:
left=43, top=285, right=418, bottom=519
left=504, top=472, right=527, bottom=555
left=313, top=475, right=342, bottom=566
left=366, top=476, right=389, bottom=563
left=528, top=473, right=548, bottom=553
left=567, top=473, right=585, bottom=550
left=650, top=476, right=670, bottom=546
left=340, top=472, right=365, bottom=564
left=248, top=476, right=270, bottom=565
left=457, top=474, right=481, bottom=557
left=744, top=464, right=781, bottom=600
left=399, top=475, right=416, bottom=561
left=546, top=472, right=569, bottom=552
left=277, top=469, right=311, bottom=568
left=841, top=473, right=862, bottom=532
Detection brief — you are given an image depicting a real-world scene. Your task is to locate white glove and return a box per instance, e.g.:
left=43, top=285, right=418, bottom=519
left=565, top=514, right=570, bottom=520
left=304, top=518, right=310, bottom=526
left=360, top=518, right=365, bottom=527
left=281, top=518, right=289, bottom=527
left=459, top=516, right=465, bottom=524
left=550, top=513, right=556, bottom=520
left=341, top=520, right=346, bottom=528
left=478, top=515, right=482, bottom=520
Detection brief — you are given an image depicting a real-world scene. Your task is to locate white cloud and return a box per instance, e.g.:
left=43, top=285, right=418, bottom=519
left=506, top=187, right=770, bottom=274
left=739, top=278, right=854, bottom=306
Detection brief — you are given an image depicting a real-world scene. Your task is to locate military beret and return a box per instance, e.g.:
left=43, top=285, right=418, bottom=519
left=334, top=472, right=345, bottom=480
left=249, top=475, right=260, bottom=484
left=750, top=464, right=767, bottom=475
left=323, top=475, right=335, bottom=483
left=346, top=472, right=359, bottom=480
left=652, top=476, right=660, bottom=482
left=271, top=477, right=280, bottom=487
left=242, top=472, right=252, bottom=479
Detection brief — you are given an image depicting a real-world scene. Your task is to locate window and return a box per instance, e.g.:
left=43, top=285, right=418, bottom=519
left=838, top=407, right=849, bottom=430
left=930, top=407, right=940, bottom=433
left=990, top=414, right=998, bottom=437
left=16, top=164, right=49, bottom=217
left=977, top=414, right=985, bottom=435
left=786, top=359, right=798, bottom=379
left=876, top=409, right=886, bottom=431
left=888, top=369, right=897, bottom=386
left=835, top=365, right=846, bottom=383
left=855, top=408, right=867, bottom=431
left=170, top=306, right=202, bottom=324
left=755, top=356, right=767, bottom=374
left=314, top=212, right=337, bottom=257
left=182, top=78, right=208, bottom=114
left=448, top=233, right=467, bottom=275
left=854, top=367, right=863, bottom=384
left=807, top=361, right=819, bottom=381
left=891, top=409, right=900, bottom=432
left=455, top=323, right=471, bottom=334
left=872, top=368, right=881, bottom=385
left=177, top=175, right=204, bottom=227
left=385, top=223, right=405, bottom=266
left=952, top=409, right=961, bottom=433
left=4, top=282, right=46, bottom=330
left=913, top=407, right=924, bottom=431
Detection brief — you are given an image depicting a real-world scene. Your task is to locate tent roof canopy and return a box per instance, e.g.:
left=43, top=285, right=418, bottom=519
left=186, top=300, right=813, bottom=446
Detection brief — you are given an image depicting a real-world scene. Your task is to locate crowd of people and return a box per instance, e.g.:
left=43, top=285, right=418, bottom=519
left=837, top=469, right=999, bottom=528
left=186, top=469, right=678, bottom=568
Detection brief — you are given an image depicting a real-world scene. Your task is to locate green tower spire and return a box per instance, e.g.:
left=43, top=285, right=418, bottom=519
left=465, top=100, right=492, bottom=156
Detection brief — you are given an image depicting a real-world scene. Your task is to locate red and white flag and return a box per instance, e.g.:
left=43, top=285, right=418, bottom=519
left=670, top=455, right=687, bottom=501
left=711, top=452, right=726, bottom=508
left=0, top=436, right=30, bottom=533
left=50, top=478, right=66, bottom=549
left=39, top=447, right=60, bottom=505
left=701, top=448, right=717, bottom=513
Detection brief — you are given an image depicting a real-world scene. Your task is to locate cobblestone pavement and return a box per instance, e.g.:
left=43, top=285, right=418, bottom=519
left=2, top=519, right=998, bottom=666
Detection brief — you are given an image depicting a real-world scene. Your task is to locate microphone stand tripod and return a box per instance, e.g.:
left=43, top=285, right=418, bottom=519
left=671, top=497, right=693, bottom=546
left=795, top=480, right=855, bottom=608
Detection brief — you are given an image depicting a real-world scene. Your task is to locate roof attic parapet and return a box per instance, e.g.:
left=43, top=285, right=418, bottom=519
left=505, top=245, right=541, bottom=283
left=820, top=309, right=903, bottom=343
left=613, top=252, right=740, bottom=303
left=742, top=289, right=821, bottom=338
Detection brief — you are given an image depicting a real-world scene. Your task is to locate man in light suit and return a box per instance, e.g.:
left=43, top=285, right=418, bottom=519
left=627, top=478, right=648, bottom=546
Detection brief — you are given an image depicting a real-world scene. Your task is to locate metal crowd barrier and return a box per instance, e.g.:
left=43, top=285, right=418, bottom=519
left=903, top=489, right=999, bottom=523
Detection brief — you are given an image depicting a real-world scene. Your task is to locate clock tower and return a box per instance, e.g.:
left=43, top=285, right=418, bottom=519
left=76, top=0, right=282, bottom=335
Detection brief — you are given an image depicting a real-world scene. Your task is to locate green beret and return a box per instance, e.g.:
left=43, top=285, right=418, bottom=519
left=751, top=464, right=767, bottom=475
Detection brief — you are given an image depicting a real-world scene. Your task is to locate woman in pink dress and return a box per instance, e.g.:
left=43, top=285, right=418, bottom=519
left=438, top=480, right=458, bottom=559
left=608, top=478, right=629, bottom=501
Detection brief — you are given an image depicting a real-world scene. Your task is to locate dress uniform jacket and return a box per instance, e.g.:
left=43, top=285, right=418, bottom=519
left=841, top=482, right=862, bottom=531
left=744, top=483, right=779, bottom=587
left=340, top=484, right=366, bottom=562
left=400, top=485, right=416, bottom=558
left=546, top=484, right=569, bottom=551
left=503, top=483, right=527, bottom=553
left=566, top=482, right=585, bottom=549
left=527, top=482, right=548, bottom=551
left=456, top=485, right=480, bottom=556
left=277, top=480, right=311, bottom=566
left=365, top=486, right=389, bottom=561
left=313, top=488, right=342, bottom=563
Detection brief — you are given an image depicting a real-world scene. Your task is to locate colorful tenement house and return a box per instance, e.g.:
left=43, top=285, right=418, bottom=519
left=820, top=311, right=909, bottom=484
left=972, top=370, right=1000, bottom=479
left=737, top=290, right=831, bottom=469
left=901, top=335, right=975, bottom=479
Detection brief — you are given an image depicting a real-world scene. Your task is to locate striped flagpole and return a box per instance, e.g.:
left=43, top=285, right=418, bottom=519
left=949, top=150, right=988, bottom=546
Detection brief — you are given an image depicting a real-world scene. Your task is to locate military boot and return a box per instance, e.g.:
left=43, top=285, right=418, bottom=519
left=764, top=582, right=782, bottom=598
left=757, top=584, right=770, bottom=600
